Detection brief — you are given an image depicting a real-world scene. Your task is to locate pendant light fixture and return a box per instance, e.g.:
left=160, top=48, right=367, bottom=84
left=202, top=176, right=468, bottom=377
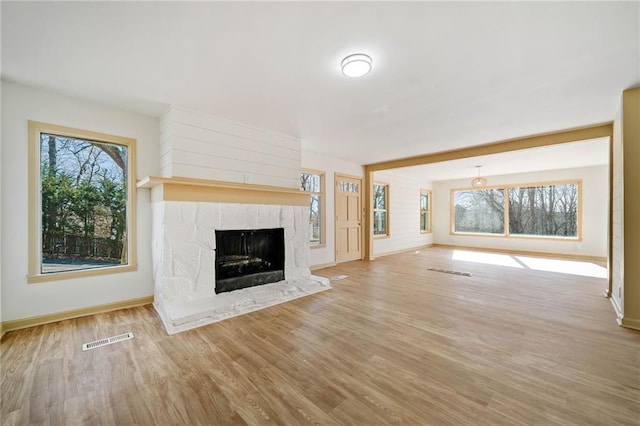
left=471, top=165, right=487, bottom=188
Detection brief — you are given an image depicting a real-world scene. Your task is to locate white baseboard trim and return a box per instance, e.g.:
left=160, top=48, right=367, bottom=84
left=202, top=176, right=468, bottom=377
left=374, top=244, right=434, bottom=258
left=609, top=295, right=623, bottom=321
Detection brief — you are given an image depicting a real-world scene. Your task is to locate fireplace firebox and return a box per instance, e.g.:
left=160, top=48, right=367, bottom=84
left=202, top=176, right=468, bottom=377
left=214, top=228, right=285, bottom=294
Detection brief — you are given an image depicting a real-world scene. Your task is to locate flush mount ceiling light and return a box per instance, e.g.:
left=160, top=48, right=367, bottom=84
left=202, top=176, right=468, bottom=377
left=341, top=53, right=372, bottom=78
left=471, top=165, right=488, bottom=188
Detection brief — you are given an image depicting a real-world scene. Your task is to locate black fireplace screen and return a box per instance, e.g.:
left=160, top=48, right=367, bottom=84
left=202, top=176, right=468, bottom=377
left=214, top=228, right=285, bottom=294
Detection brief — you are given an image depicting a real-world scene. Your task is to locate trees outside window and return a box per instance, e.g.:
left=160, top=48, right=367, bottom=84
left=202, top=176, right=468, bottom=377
left=373, top=183, right=389, bottom=236
left=28, top=121, right=136, bottom=282
left=454, top=189, right=505, bottom=234
left=452, top=181, right=580, bottom=238
left=508, top=184, right=578, bottom=237
left=300, top=170, right=324, bottom=246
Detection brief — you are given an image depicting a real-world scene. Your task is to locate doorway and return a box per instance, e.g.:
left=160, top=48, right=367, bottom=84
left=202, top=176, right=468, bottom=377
left=335, top=174, right=363, bottom=263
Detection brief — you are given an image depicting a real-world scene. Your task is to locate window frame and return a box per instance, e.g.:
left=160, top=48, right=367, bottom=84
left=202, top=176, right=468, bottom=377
left=27, top=121, right=138, bottom=283
left=373, top=182, right=390, bottom=238
left=420, top=189, right=432, bottom=234
left=450, top=179, right=582, bottom=241
left=300, top=168, right=326, bottom=248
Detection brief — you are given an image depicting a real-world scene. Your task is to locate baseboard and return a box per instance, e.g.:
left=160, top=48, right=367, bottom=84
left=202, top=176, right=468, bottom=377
left=432, top=244, right=607, bottom=263
left=620, top=316, right=640, bottom=331
left=609, top=295, right=623, bottom=321
left=374, top=244, right=434, bottom=258
left=310, top=262, right=337, bottom=271
left=1, top=296, right=154, bottom=335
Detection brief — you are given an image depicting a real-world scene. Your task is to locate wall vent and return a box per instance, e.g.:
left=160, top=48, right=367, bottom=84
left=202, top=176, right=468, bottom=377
left=82, top=332, right=134, bottom=351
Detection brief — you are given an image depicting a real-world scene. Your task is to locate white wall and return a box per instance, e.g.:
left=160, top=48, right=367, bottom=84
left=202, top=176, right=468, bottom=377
left=1, top=81, right=160, bottom=322
left=301, top=151, right=363, bottom=268
left=373, top=170, right=433, bottom=256
left=432, top=165, right=609, bottom=257
left=161, top=106, right=301, bottom=189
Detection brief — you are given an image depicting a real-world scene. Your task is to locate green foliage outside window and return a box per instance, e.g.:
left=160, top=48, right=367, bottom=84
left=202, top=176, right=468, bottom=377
left=40, top=133, right=128, bottom=273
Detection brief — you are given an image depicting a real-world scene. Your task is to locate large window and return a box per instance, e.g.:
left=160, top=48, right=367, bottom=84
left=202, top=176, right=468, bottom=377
left=452, top=181, right=580, bottom=239
left=28, top=121, right=137, bottom=282
left=508, top=183, right=579, bottom=237
left=300, top=170, right=324, bottom=246
left=453, top=188, right=505, bottom=234
left=373, top=183, right=389, bottom=236
left=420, top=190, right=432, bottom=233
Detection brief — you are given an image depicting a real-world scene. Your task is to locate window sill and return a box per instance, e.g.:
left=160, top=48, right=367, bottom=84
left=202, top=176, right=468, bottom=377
left=310, top=244, right=326, bottom=249
left=420, top=230, right=433, bottom=235
left=28, top=264, right=137, bottom=284
left=374, top=234, right=390, bottom=239
left=450, top=232, right=581, bottom=242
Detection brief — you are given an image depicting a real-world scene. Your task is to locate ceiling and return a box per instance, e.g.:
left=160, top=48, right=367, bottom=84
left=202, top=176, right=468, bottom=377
left=2, top=2, right=639, bottom=171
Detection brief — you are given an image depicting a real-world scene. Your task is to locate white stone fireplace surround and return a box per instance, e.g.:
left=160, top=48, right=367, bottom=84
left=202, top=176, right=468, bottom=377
left=139, top=176, right=330, bottom=334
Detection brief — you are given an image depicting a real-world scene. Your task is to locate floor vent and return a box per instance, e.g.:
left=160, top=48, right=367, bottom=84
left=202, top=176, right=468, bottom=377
left=428, top=268, right=472, bottom=277
left=82, top=332, right=134, bottom=351
left=331, top=275, right=349, bottom=281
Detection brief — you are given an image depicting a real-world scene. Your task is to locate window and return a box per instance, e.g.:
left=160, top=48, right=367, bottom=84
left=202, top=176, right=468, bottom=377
left=452, top=181, right=580, bottom=239
left=420, top=190, right=432, bottom=233
left=373, top=183, right=389, bottom=236
left=28, top=121, right=137, bottom=282
left=453, top=188, right=505, bottom=234
left=300, top=170, right=325, bottom=246
left=508, top=183, right=579, bottom=237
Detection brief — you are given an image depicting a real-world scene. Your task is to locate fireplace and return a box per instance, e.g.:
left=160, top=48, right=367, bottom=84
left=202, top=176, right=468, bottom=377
left=139, top=176, right=331, bottom=335
left=215, top=228, right=285, bottom=294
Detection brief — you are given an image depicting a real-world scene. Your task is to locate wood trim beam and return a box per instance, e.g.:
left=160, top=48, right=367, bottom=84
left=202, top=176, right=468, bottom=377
left=363, top=169, right=374, bottom=260
left=366, top=123, right=613, bottom=172
left=363, top=123, right=611, bottom=268
left=621, top=87, right=640, bottom=328
left=138, top=176, right=309, bottom=206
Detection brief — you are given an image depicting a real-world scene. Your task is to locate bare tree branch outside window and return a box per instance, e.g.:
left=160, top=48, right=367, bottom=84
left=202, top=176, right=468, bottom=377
left=453, top=182, right=579, bottom=238
left=301, top=172, right=322, bottom=244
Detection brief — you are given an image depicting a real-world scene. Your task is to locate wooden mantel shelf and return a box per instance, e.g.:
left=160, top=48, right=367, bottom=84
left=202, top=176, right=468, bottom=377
left=137, top=176, right=309, bottom=206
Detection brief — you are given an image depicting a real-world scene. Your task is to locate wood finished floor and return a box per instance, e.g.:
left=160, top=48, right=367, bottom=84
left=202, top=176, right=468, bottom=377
left=2, top=247, right=639, bottom=425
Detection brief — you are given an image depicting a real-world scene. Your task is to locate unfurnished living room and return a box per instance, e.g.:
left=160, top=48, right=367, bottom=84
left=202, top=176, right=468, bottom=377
left=1, top=1, right=639, bottom=425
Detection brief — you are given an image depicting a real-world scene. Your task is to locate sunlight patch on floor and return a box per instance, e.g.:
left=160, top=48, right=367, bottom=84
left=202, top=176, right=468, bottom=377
left=451, top=249, right=607, bottom=278
left=515, top=256, right=607, bottom=278
left=452, top=250, right=524, bottom=268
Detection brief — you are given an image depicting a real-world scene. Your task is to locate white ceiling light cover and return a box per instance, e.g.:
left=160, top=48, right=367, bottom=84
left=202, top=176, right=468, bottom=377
left=341, top=53, right=372, bottom=77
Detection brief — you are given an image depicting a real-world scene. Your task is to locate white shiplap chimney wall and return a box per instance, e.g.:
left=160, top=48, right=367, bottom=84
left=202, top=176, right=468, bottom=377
left=160, top=106, right=301, bottom=188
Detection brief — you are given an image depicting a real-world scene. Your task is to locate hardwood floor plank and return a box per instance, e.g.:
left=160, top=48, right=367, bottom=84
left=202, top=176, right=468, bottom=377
left=2, top=247, right=639, bottom=425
